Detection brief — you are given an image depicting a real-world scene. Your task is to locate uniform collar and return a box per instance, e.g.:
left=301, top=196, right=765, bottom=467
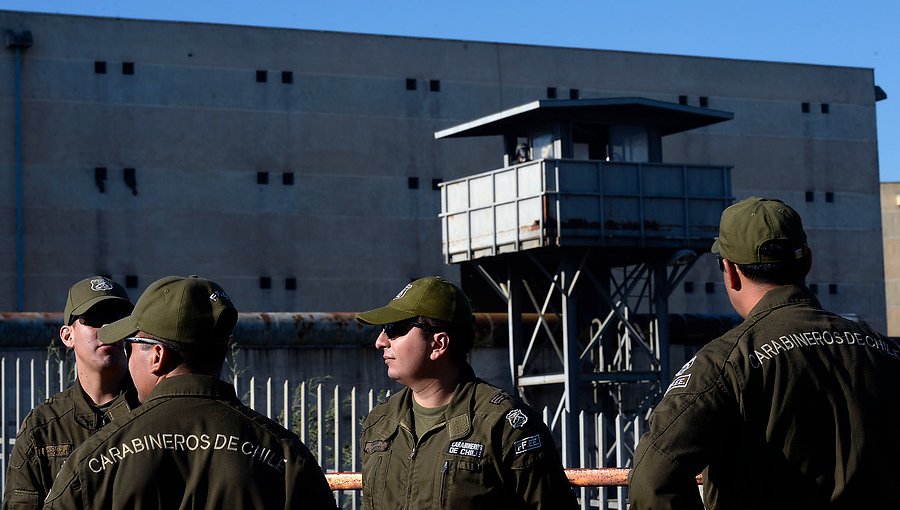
left=747, top=284, right=820, bottom=319
left=388, top=363, right=478, bottom=440
left=438, top=363, right=479, bottom=440
left=72, top=377, right=137, bottom=430
left=145, top=374, right=240, bottom=403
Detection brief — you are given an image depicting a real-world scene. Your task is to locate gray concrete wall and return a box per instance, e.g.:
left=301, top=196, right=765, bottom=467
left=0, top=10, right=886, bottom=332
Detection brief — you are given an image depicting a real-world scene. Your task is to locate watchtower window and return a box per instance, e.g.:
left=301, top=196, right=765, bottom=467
left=609, top=126, right=649, bottom=162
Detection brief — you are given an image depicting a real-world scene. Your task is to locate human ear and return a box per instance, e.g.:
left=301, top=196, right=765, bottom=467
left=148, top=344, right=169, bottom=375
left=59, top=325, right=75, bottom=349
left=430, top=332, right=450, bottom=361
left=724, top=259, right=742, bottom=292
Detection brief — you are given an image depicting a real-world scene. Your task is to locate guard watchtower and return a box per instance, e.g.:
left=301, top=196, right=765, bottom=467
left=435, top=98, right=733, bottom=467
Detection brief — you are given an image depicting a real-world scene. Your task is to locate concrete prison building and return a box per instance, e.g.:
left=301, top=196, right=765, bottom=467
left=0, top=10, right=887, bottom=335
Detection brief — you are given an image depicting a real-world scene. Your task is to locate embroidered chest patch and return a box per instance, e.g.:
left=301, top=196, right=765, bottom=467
left=37, top=444, right=73, bottom=458
left=364, top=440, right=391, bottom=454
left=447, top=440, right=484, bottom=458
left=506, top=409, right=528, bottom=428
left=514, top=435, right=542, bottom=455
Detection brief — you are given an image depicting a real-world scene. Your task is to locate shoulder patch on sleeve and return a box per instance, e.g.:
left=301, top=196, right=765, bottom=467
left=665, top=374, right=691, bottom=394
left=506, top=409, right=528, bottom=428
left=675, top=356, right=696, bottom=377
left=513, top=434, right=542, bottom=455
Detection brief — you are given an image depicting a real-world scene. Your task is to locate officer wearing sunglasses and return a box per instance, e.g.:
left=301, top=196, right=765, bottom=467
left=3, top=277, right=137, bottom=509
left=356, top=276, right=577, bottom=510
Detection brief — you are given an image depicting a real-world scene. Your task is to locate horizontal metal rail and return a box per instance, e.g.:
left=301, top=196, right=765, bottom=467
left=325, top=468, right=703, bottom=490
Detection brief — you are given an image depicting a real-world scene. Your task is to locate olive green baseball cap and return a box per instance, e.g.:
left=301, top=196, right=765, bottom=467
left=63, top=276, right=133, bottom=326
left=356, top=276, right=474, bottom=331
left=98, top=275, right=237, bottom=347
left=711, top=197, right=807, bottom=264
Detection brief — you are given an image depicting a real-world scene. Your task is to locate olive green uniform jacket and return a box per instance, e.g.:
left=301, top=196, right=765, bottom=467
left=3, top=379, right=136, bottom=510
left=629, top=285, right=900, bottom=509
left=42, top=375, right=336, bottom=510
left=360, top=365, right=577, bottom=510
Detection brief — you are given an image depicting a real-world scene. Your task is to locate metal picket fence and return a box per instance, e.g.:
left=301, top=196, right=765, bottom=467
left=1, top=355, right=641, bottom=509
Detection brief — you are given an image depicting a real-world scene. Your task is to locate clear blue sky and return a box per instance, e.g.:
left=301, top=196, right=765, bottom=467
left=6, top=0, right=899, bottom=181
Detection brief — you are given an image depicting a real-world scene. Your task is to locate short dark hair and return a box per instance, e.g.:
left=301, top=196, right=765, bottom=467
left=419, top=316, right=475, bottom=364
left=735, top=240, right=808, bottom=286
left=140, top=334, right=229, bottom=376
left=180, top=342, right=229, bottom=376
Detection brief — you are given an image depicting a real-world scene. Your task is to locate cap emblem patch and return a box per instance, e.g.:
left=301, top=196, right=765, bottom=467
left=506, top=409, right=528, bottom=428
left=90, top=277, right=114, bottom=292
left=393, top=283, right=413, bottom=300
left=209, top=290, right=229, bottom=303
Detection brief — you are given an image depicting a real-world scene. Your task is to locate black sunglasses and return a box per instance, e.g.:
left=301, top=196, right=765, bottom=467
left=382, top=319, right=441, bottom=339
left=75, top=310, right=130, bottom=328
left=716, top=255, right=725, bottom=273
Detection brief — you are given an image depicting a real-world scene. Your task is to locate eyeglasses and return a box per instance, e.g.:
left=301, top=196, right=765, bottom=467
left=382, top=319, right=441, bottom=339
left=716, top=255, right=725, bottom=273
left=123, top=337, right=180, bottom=356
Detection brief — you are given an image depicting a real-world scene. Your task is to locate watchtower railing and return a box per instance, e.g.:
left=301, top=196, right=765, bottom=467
left=440, top=158, right=732, bottom=263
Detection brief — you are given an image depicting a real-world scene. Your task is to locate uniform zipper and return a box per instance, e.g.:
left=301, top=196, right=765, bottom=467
left=440, top=460, right=450, bottom=507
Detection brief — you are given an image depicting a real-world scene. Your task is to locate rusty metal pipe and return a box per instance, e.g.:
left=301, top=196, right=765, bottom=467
left=0, top=312, right=556, bottom=348
left=325, top=469, right=702, bottom=490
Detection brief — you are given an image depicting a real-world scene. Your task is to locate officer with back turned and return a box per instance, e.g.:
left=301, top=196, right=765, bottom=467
left=629, top=197, right=900, bottom=509
left=44, top=275, right=337, bottom=509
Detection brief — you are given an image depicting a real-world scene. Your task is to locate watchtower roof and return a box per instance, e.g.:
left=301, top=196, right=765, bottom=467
left=434, top=97, right=733, bottom=139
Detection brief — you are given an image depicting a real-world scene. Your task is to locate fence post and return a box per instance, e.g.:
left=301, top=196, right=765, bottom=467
left=615, top=413, right=625, bottom=508
left=29, top=359, right=35, bottom=411
left=15, top=359, right=21, bottom=434
left=266, top=377, right=272, bottom=419
left=598, top=412, right=608, bottom=510
left=578, top=410, right=588, bottom=510
left=249, top=376, right=256, bottom=411
left=561, top=410, right=569, bottom=468
left=333, top=385, right=341, bottom=507
left=317, top=383, right=323, bottom=464
left=283, top=380, right=290, bottom=430
left=351, top=386, right=358, bottom=510
left=2, top=358, right=7, bottom=491
left=44, top=358, right=50, bottom=405
left=299, top=381, right=307, bottom=444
